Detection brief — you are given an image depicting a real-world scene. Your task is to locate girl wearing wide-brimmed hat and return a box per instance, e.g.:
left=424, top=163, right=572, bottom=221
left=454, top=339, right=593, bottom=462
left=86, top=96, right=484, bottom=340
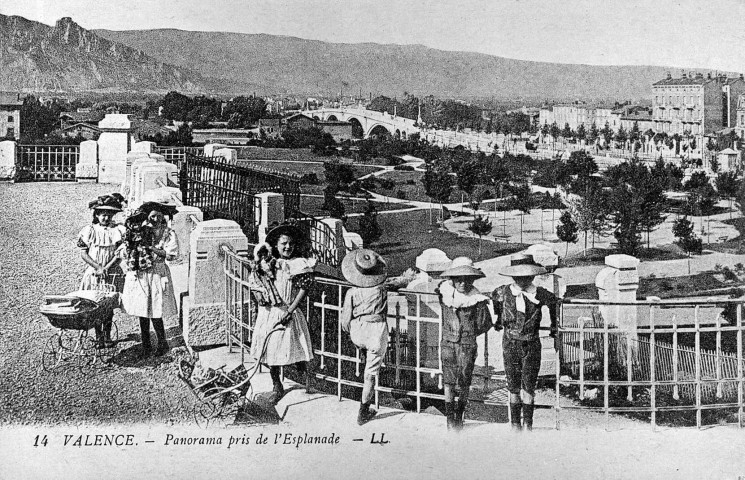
left=77, top=194, right=126, bottom=348
left=340, top=248, right=390, bottom=425
left=436, top=257, right=493, bottom=431
left=492, top=253, right=558, bottom=431
left=121, top=200, right=180, bottom=358
left=250, top=223, right=316, bottom=403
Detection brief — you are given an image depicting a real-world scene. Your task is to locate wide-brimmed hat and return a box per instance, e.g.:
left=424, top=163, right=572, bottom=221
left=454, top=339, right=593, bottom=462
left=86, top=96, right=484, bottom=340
left=441, top=257, right=485, bottom=279
left=500, top=253, right=547, bottom=277
left=136, top=200, right=178, bottom=219
left=342, top=249, right=388, bottom=287
left=88, top=195, right=122, bottom=212
left=265, top=222, right=309, bottom=257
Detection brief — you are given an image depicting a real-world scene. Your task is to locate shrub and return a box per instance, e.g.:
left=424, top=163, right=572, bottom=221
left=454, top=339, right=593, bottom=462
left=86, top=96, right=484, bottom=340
left=393, top=164, right=415, bottom=171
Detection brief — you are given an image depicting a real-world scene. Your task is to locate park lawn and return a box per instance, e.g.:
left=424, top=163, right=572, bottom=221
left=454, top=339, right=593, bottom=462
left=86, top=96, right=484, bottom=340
left=561, top=245, right=689, bottom=268
left=365, top=209, right=524, bottom=275
left=300, top=196, right=413, bottom=216
left=239, top=159, right=384, bottom=196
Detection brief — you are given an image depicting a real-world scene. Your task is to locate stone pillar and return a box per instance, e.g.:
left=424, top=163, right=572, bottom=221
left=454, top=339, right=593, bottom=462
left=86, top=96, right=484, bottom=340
left=97, top=114, right=133, bottom=184
left=131, top=141, right=156, bottom=154
left=0, top=140, right=16, bottom=180
left=596, top=254, right=639, bottom=342
left=75, top=140, right=99, bottom=182
left=130, top=162, right=179, bottom=209
left=204, top=143, right=227, bottom=157
left=183, top=219, right=249, bottom=348
left=171, top=205, right=203, bottom=264
left=214, top=148, right=237, bottom=164
left=255, top=192, right=284, bottom=244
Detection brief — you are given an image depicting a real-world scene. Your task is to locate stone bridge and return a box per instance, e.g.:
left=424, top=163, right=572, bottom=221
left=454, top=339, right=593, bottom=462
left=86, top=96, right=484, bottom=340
left=302, top=106, right=420, bottom=139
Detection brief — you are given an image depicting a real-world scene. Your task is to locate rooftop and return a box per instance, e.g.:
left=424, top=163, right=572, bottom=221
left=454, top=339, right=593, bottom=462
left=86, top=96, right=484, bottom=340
left=0, top=92, right=23, bottom=107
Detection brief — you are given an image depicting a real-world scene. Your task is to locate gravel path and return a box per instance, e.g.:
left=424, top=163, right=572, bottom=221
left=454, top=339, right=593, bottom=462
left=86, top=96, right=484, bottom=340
left=0, top=182, right=194, bottom=426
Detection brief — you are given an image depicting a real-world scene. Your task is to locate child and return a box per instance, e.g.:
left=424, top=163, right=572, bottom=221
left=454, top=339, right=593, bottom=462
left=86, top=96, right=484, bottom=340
left=78, top=195, right=126, bottom=348
left=436, top=257, right=492, bottom=431
left=340, top=249, right=390, bottom=425
left=249, top=224, right=316, bottom=403
left=121, top=201, right=179, bottom=358
left=493, top=253, right=558, bottom=431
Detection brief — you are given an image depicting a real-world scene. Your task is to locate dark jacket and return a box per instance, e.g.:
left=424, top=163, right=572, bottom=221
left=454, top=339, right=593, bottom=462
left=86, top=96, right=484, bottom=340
left=437, top=282, right=492, bottom=346
left=492, top=284, right=558, bottom=341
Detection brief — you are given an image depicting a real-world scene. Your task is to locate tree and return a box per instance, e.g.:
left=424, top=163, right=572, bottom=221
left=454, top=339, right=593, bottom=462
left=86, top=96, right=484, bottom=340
left=561, top=123, right=572, bottom=139
left=161, top=91, right=193, bottom=121
left=614, top=125, right=628, bottom=148
left=565, top=189, right=607, bottom=255
left=508, top=183, right=533, bottom=244
left=576, top=124, right=587, bottom=142
left=556, top=210, right=579, bottom=258
left=549, top=122, right=560, bottom=147
left=423, top=157, right=453, bottom=226
left=223, top=96, right=267, bottom=128
left=467, top=215, right=492, bottom=255
left=456, top=159, right=480, bottom=208
left=19, top=96, right=63, bottom=143
left=172, top=123, right=194, bottom=146
left=673, top=216, right=702, bottom=274
left=601, top=122, right=613, bottom=146
left=716, top=171, right=739, bottom=218
left=357, top=201, right=382, bottom=245
left=588, top=122, right=599, bottom=143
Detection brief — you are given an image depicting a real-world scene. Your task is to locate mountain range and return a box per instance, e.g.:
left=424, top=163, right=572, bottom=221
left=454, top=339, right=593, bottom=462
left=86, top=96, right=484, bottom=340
left=0, top=13, right=686, bottom=100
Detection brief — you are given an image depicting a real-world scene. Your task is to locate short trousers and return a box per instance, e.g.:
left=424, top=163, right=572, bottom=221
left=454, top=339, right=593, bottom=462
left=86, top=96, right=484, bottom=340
left=503, top=337, right=542, bottom=395
left=349, top=320, right=388, bottom=376
left=440, top=341, right=478, bottom=390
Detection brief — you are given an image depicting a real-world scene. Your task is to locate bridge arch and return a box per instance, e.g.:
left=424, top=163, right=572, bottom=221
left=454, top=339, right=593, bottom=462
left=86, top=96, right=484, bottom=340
left=326, top=114, right=338, bottom=122
left=347, top=117, right=364, bottom=139
left=367, top=124, right=393, bottom=138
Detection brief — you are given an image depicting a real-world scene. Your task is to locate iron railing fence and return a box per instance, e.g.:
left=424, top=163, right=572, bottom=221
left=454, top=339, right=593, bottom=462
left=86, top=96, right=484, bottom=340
left=558, top=299, right=745, bottom=429
left=179, top=153, right=301, bottom=242
left=15, top=145, right=79, bottom=182
left=223, top=254, right=499, bottom=412
left=155, top=146, right=204, bottom=171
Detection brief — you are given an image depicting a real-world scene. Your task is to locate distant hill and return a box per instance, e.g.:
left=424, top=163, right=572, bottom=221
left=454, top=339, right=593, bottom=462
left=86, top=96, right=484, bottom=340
left=0, top=15, right=261, bottom=94
left=96, top=28, right=676, bottom=101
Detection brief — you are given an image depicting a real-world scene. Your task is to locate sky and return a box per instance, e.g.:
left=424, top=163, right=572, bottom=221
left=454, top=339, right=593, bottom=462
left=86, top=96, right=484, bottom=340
left=1, top=0, right=743, bottom=72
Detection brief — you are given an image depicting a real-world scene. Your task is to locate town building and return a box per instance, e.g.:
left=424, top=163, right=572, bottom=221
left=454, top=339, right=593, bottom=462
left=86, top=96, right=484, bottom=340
left=258, top=118, right=282, bottom=138
left=618, top=106, right=655, bottom=134
left=262, top=113, right=354, bottom=143
left=59, top=109, right=105, bottom=130
left=652, top=72, right=745, bottom=136
left=538, top=102, right=622, bottom=132
left=0, top=93, right=23, bottom=140
left=736, top=94, right=745, bottom=138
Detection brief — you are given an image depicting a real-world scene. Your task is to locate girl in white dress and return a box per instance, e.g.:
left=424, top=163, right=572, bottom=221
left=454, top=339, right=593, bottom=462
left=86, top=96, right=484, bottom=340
left=121, top=201, right=179, bottom=357
left=250, top=224, right=315, bottom=402
left=77, top=195, right=126, bottom=348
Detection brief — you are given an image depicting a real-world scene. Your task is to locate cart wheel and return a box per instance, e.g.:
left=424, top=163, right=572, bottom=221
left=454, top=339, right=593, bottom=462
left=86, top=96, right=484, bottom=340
left=41, top=333, right=63, bottom=371
left=76, top=333, right=97, bottom=371
left=194, top=401, right=218, bottom=428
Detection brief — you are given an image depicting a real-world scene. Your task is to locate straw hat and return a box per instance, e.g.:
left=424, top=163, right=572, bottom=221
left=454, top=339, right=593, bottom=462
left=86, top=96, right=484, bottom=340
left=342, top=249, right=388, bottom=287
left=88, top=195, right=122, bottom=212
left=500, top=253, right=547, bottom=277
left=440, top=256, right=485, bottom=279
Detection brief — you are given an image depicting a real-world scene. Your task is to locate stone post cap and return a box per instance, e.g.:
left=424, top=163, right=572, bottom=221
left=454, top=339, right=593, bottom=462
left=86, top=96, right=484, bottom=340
left=142, top=187, right=182, bottom=205
left=604, top=254, right=640, bottom=270
left=526, top=243, right=558, bottom=267
left=204, top=144, right=228, bottom=157
left=99, top=114, right=132, bottom=130
left=415, top=248, right=451, bottom=273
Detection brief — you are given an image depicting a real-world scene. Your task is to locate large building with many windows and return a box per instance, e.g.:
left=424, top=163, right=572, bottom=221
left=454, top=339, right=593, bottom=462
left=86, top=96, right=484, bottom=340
left=0, top=93, right=22, bottom=140
left=652, top=72, right=745, bottom=136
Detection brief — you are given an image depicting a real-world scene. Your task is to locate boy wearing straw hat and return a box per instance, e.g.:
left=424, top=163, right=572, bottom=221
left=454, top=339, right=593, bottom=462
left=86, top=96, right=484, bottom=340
left=436, top=257, right=493, bottom=431
left=341, top=249, right=390, bottom=426
left=493, top=253, right=558, bottom=431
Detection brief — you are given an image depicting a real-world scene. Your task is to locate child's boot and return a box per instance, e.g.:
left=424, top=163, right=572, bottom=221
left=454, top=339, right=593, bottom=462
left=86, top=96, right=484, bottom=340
left=139, top=317, right=152, bottom=357
left=445, top=402, right=456, bottom=430
left=455, top=398, right=467, bottom=431
left=509, top=402, right=523, bottom=431
left=523, top=403, right=535, bottom=431
left=152, top=318, right=169, bottom=356
left=357, top=401, right=377, bottom=425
